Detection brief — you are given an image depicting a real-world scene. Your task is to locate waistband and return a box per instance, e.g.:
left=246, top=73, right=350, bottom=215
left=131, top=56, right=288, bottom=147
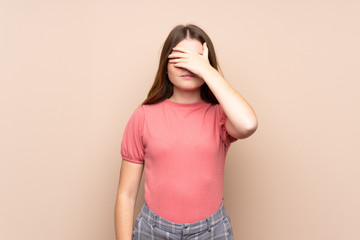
left=139, top=199, right=229, bottom=235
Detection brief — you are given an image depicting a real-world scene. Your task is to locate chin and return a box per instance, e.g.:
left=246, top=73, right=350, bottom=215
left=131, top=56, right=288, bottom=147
left=169, top=76, right=204, bottom=89
left=176, top=84, right=204, bottom=92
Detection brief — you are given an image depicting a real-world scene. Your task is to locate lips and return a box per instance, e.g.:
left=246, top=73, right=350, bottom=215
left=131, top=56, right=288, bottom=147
left=181, top=74, right=196, bottom=77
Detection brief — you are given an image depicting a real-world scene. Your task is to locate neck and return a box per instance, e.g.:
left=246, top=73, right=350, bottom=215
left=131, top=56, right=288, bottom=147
left=169, top=89, right=202, bottom=104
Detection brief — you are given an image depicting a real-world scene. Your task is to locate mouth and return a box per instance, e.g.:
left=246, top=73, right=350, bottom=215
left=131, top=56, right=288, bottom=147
left=181, top=74, right=196, bottom=78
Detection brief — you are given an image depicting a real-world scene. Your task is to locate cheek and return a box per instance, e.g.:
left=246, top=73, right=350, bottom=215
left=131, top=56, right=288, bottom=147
left=167, top=64, right=174, bottom=80
left=167, top=63, right=178, bottom=75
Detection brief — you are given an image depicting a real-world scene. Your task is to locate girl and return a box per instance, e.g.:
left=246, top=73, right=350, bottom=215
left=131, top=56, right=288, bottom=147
left=115, top=24, right=257, bottom=240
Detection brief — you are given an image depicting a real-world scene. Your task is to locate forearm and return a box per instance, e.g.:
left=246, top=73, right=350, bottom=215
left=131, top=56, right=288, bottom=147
left=203, top=68, right=258, bottom=137
left=114, top=195, right=136, bottom=240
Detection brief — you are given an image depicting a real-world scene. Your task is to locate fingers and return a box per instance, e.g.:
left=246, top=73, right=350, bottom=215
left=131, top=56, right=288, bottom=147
left=168, top=51, right=187, bottom=59
left=171, top=43, right=208, bottom=59
left=173, top=62, right=187, bottom=69
left=168, top=58, right=186, bottom=63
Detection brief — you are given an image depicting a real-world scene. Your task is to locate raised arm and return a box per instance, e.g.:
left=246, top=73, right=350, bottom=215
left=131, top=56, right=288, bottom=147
left=202, top=67, right=258, bottom=139
left=169, top=42, right=258, bottom=139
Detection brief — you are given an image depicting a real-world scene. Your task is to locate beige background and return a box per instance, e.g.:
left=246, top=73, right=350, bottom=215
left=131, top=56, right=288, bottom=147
left=1, top=0, right=359, bottom=239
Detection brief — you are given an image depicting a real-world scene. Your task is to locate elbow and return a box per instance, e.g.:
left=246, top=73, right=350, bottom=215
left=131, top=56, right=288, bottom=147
left=226, top=115, right=258, bottom=139
left=116, top=192, right=137, bottom=205
left=236, top=120, right=258, bottom=139
left=247, top=122, right=258, bottom=137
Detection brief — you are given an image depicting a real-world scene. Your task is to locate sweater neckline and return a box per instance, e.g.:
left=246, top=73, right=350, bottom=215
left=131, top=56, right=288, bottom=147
left=164, top=98, right=208, bottom=107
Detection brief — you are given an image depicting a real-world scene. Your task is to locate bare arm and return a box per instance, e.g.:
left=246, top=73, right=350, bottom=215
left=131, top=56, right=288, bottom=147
left=203, top=67, right=258, bottom=139
left=114, top=160, right=144, bottom=240
left=168, top=43, right=258, bottom=139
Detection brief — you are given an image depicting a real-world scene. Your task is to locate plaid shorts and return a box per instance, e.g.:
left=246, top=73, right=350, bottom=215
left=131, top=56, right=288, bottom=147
left=132, top=199, right=234, bottom=240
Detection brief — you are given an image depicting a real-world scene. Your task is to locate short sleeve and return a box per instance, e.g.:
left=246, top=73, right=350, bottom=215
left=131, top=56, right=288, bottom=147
left=217, top=104, right=238, bottom=148
left=120, top=106, right=145, bottom=164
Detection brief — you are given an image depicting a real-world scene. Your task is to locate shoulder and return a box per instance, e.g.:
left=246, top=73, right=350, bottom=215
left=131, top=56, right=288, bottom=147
left=140, top=100, right=167, bottom=113
left=126, top=101, right=164, bottom=123
left=205, top=103, right=223, bottom=117
left=129, top=105, right=145, bottom=118
left=213, top=103, right=225, bottom=116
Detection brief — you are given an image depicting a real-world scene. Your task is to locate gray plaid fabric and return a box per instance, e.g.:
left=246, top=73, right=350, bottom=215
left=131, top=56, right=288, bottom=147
left=132, top=200, right=234, bottom=240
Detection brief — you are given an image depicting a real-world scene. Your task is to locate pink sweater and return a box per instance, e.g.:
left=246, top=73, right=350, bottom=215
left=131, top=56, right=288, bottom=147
left=121, top=98, right=237, bottom=223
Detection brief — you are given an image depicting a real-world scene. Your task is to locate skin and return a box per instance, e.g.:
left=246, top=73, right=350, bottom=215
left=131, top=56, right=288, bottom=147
left=115, top=159, right=143, bottom=240
left=167, top=38, right=205, bottom=103
left=168, top=37, right=258, bottom=139
left=115, top=37, right=258, bottom=240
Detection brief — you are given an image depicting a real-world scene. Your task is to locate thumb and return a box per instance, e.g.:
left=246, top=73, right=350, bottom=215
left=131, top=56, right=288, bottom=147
left=203, top=42, right=209, bottom=59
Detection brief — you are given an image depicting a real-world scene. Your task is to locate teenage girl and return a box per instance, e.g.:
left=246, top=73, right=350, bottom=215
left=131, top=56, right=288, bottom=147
left=115, top=24, right=258, bottom=240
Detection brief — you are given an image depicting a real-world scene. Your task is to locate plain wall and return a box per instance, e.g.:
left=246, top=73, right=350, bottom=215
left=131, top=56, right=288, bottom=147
left=1, top=0, right=359, bottom=239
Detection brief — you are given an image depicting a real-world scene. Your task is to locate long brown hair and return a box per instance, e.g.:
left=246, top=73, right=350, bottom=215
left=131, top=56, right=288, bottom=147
left=141, top=24, right=223, bottom=106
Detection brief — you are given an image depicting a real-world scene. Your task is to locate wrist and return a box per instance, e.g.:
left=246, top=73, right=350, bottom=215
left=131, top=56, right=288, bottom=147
left=201, top=66, right=221, bottom=81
